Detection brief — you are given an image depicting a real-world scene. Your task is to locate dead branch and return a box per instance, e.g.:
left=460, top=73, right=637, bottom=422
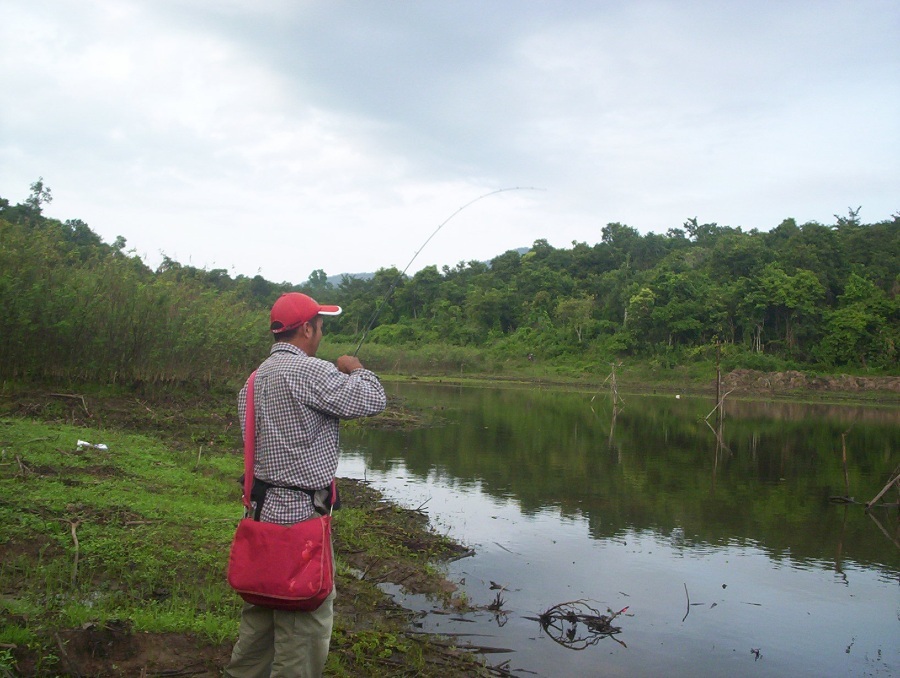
left=704, top=389, right=734, bottom=421
left=682, top=583, right=690, bottom=622
left=446, top=548, right=476, bottom=563
left=487, top=591, right=505, bottom=611
left=703, top=418, right=732, bottom=454
left=840, top=432, right=852, bottom=499
left=526, top=600, right=629, bottom=650
left=144, top=663, right=209, bottom=677
left=492, top=542, right=521, bottom=555
left=14, top=454, right=31, bottom=477
left=24, top=435, right=57, bottom=444
left=135, top=399, right=157, bottom=417
left=867, top=510, right=900, bottom=550
left=54, top=631, right=82, bottom=678
left=69, top=520, right=82, bottom=588
left=866, top=467, right=900, bottom=510
left=359, top=557, right=382, bottom=580
left=49, top=393, right=90, bottom=416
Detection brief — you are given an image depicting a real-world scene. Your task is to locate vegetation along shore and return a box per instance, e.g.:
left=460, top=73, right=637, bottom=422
left=0, top=183, right=896, bottom=675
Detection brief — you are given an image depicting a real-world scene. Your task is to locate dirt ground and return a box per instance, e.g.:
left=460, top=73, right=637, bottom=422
left=722, top=369, right=900, bottom=395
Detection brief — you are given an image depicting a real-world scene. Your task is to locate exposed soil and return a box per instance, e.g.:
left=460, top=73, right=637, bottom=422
left=721, top=369, right=900, bottom=395
left=45, top=624, right=231, bottom=678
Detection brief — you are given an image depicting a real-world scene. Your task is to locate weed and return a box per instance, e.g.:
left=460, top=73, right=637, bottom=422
left=0, top=649, right=18, bottom=678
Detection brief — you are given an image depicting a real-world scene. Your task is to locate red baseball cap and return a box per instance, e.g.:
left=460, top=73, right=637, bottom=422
left=270, top=293, right=342, bottom=333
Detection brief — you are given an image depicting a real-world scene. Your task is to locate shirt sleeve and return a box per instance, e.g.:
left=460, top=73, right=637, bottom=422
left=237, top=380, right=248, bottom=437
left=298, top=361, right=387, bottom=420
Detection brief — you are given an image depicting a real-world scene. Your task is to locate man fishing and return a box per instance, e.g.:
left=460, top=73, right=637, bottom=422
left=225, top=292, right=386, bottom=678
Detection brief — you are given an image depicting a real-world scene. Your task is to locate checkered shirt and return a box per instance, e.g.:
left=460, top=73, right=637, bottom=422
left=238, top=342, right=386, bottom=524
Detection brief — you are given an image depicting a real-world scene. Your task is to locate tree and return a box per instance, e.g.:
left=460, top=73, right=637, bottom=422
left=648, top=270, right=718, bottom=347
left=489, top=249, right=523, bottom=282
left=555, top=295, right=595, bottom=344
left=302, top=269, right=333, bottom=298
left=600, top=222, right=641, bottom=269
left=834, top=206, right=862, bottom=229
left=758, top=263, right=825, bottom=354
left=815, top=273, right=897, bottom=367
left=398, top=265, right=443, bottom=319
left=708, top=232, right=771, bottom=280
left=626, top=287, right=656, bottom=336
left=25, top=177, right=53, bottom=214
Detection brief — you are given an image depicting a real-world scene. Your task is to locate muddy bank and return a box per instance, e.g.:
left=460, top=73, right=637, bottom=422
left=722, top=369, right=900, bottom=396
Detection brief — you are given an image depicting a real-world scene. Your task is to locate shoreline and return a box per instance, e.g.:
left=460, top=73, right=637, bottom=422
left=0, top=373, right=895, bottom=676
left=377, top=368, right=900, bottom=407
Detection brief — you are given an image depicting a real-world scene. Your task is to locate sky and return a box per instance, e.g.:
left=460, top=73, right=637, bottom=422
left=1, top=0, right=898, bottom=285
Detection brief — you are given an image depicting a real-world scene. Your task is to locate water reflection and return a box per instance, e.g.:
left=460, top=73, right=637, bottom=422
left=341, top=383, right=898, bottom=677
left=354, top=383, right=898, bottom=573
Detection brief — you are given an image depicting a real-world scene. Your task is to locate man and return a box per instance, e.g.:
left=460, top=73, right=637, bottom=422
left=225, top=292, right=386, bottom=678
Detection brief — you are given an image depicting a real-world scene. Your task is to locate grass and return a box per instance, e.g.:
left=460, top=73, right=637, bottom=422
left=0, top=409, right=490, bottom=677
left=0, top=419, right=241, bottom=649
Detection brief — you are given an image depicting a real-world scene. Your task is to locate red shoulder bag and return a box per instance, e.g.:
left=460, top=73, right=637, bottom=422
left=226, top=371, right=335, bottom=611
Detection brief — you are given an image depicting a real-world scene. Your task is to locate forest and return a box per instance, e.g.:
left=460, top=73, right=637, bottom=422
left=1, top=180, right=897, bottom=385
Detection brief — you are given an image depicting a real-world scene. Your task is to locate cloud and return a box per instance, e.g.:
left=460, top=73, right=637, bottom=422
left=1, top=1, right=897, bottom=283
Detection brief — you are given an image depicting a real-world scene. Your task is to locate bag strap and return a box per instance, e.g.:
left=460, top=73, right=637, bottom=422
left=242, top=371, right=258, bottom=512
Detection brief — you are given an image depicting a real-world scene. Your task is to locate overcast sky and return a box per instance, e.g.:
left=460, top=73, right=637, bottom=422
left=2, top=1, right=897, bottom=285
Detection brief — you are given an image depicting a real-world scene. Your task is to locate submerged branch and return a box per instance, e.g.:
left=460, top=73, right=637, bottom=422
left=526, top=600, right=629, bottom=650
left=866, top=467, right=900, bottom=510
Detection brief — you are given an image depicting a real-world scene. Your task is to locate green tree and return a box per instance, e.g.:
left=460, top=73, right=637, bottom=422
left=302, top=268, right=333, bottom=298
left=815, top=273, right=897, bottom=368
left=398, top=265, right=443, bottom=320
left=25, top=177, right=53, bottom=214
left=758, top=263, right=825, bottom=354
left=555, top=295, right=595, bottom=344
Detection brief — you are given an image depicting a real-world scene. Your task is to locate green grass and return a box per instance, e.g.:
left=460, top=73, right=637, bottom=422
left=0, top=414, right=490, bottom=676
left=0, top=418, right=243, bottom=648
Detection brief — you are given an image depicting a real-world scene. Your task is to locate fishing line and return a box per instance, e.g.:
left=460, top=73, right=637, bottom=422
left=353, top=186, right=542, bottom=356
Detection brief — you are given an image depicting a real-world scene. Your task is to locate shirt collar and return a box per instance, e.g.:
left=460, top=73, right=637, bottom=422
left=270, top=342, right=308, bottom=357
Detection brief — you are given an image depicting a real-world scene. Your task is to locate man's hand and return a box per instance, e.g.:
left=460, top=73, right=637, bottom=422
left=336, top=355, right=364, bottom=374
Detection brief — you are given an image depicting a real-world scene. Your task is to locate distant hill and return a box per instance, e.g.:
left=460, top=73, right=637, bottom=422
left=326, top=272, right=373, bottom=286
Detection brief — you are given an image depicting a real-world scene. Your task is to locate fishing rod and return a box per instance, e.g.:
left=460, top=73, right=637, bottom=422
left=353, top=186, right=542, bottom=356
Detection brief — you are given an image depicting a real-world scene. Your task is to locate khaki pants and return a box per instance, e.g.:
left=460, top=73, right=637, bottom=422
left=224, top=588, right=335, bottom=678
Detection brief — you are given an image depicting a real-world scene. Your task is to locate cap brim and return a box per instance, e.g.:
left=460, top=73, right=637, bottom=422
left=318, top=305, right=342, bottom=316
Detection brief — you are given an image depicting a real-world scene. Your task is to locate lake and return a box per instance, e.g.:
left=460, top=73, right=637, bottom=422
left=340, top=382, right=899, bottom=678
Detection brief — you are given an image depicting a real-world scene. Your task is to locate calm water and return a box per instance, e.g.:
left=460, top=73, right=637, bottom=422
left=340, top=382, right=899, bottom=678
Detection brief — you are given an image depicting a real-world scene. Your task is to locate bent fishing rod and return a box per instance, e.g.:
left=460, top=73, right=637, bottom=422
left=353, top=186, right=542, bottom=356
